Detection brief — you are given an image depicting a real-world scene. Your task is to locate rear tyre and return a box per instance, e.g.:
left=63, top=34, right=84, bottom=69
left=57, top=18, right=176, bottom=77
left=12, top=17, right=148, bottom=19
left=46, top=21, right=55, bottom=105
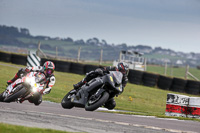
left=4, top=86, right=26, bottom=102
left=85, top=91, right=109, bottom=111
left=61, top=90, right=75, bottom=109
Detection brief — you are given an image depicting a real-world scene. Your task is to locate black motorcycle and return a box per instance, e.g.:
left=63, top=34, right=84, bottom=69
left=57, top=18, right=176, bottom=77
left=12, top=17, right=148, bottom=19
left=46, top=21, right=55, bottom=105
left=61, top=71, right=123, bottom=111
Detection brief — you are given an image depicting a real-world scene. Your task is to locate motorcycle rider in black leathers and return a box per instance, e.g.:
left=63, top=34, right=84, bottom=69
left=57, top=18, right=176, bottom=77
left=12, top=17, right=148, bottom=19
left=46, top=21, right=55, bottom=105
left=73, top=62, right=129, bottom=110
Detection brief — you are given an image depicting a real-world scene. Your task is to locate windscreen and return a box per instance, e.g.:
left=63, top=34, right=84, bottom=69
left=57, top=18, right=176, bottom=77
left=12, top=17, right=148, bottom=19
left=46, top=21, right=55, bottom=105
left=111, top=71, right=123, bottom=85
left=35, top=73, right=46, bottom=83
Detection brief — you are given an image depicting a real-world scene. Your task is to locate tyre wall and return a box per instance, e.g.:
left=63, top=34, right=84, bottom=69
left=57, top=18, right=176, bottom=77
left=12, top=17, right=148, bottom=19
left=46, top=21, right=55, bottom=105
left=70, top=62, right=85, bottom=75
left=128, top=69, right=143, bottom=85
left=142, top=72, right=159, bottom=87
left=56, top=60, right=71, bottom=72
left=185, top=80, right=200, bottom=95
left=84, top=64, right=99, bottom=74
left=170, top=78, right=187, bottom=93
left=11, top=54, right=27, bottom=65
left=157, top=75, right=173, bottom=90
left=0, top=52, right=12, bottom=62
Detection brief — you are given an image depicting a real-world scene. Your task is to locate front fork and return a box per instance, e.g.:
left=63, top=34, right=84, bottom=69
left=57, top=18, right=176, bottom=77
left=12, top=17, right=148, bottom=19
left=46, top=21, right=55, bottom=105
left=6, top=84, right=13, bottom=94
left=4, top=84, right=15, bottom=97
left=94, top=88, right=106, bottom=98
left=5, top=84, right=29, bottom=102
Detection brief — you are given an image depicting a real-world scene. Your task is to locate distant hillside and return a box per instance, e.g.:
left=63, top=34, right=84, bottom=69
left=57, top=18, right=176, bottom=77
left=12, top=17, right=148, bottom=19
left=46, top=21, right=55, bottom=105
left=0, top=25, right=200, bottom=67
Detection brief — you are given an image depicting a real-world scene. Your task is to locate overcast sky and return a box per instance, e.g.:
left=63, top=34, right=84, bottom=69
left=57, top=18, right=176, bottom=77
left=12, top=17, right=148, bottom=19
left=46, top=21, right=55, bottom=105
left=0, top=0, right=200, bottom=53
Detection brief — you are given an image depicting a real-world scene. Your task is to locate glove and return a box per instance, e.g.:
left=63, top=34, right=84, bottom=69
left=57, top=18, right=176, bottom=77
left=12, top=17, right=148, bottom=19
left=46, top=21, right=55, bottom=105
left=40, top=91, right=45, bottom=95
left=24, top=67, right=32, bottom=72
left=18, top=68, right=25, bottom=76
left=42, top=88, right=51, bottom=95
left=19, top=67, right=30, bottom=74
left=18, top=67, right=31, bottom=78
left=95, top=68, right=103, bottom=76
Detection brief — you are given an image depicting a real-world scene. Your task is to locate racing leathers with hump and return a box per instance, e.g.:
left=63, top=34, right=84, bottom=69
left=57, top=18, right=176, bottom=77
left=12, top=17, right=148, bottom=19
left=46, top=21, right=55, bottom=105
left=73, top=62, right=129, bottom=109
left=6, top=61, right=56, bottom=105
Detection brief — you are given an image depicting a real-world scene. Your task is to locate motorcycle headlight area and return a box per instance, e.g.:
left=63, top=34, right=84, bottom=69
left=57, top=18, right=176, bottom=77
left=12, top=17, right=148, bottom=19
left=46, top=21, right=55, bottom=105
left=32, top=84, right=38, bottom=92
left=25, top=77, right=37, bottom=92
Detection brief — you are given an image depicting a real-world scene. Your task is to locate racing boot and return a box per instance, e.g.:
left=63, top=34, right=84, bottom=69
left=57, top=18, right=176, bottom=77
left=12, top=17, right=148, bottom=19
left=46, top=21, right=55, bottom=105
left=73, top=80, right=85, bottom=90
left=19, top=98, right=25, bottom=103
left=7, top=73, right=18, bottom=85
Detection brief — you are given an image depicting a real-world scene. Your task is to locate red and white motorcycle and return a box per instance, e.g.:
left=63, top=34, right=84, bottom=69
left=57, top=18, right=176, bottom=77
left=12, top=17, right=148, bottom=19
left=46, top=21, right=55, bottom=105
left=0, top=72, right=46, bottom=103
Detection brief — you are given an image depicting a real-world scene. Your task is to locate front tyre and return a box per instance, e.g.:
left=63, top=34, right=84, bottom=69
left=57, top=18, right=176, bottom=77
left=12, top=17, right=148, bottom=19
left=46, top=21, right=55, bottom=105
left=61, top=90, right=75, bottom=109
left=29, top=93, right=42, bottom=106
left=4, top=86, right=26, bottom=103
left=85, top=91, right=109, bottom=111
left=0, top=92, right=5, bottom=102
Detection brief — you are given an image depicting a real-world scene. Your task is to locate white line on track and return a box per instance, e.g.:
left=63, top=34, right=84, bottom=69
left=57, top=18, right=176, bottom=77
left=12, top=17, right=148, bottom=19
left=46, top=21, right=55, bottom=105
left=0, top=108, right=196, bottom=133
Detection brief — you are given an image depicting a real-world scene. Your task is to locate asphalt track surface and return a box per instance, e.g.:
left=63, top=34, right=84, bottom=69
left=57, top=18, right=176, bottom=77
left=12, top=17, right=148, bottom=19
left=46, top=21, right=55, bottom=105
left=0, top=101, right=199, bottom=133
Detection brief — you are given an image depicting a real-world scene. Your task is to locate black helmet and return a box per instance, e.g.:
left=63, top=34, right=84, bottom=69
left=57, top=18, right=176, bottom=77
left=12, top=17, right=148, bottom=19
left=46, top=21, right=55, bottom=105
left=117, top=62, right=129, bottom=74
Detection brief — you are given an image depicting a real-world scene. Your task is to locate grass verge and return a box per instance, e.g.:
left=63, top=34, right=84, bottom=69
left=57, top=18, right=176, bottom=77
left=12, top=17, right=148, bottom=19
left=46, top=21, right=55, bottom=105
left=0, top=123, right=78, bottom=133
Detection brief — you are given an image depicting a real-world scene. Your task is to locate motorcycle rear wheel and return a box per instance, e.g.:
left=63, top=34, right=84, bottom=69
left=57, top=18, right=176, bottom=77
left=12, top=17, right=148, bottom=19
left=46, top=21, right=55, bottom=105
left=4, top=85, right=26, bottom=103
left=61, top=89, right=75, bottom=109
left=85, top=91, right=109, bottom=111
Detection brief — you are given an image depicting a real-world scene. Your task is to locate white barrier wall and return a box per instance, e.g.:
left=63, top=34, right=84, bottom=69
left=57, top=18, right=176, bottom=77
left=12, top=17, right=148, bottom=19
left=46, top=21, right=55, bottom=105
left=165, top=93, right=189, bottom=117
left=187, top=97, right=200, bottom=118
left=165, top=93, right=200, bottom=118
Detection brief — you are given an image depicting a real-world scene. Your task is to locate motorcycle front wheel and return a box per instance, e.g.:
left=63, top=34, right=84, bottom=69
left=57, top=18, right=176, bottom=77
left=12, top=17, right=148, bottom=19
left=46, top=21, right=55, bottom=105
left=61, top=89, right=75, bottom=109
left=85, top=91, right=109, bottom=111
left=0, top=92, right=5, bottom=102
left=4, top=85, right=26, bottom=103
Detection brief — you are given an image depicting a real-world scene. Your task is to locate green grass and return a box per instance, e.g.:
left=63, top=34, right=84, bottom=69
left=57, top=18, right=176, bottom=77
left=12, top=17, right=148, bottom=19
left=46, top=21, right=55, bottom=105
left=0, top=61, right=199, bottom=120
left=144, top=54, right=185, bottom=60
left=0, top=123, right=76, bottom=133
left=147, top=65, right=200, bottom=80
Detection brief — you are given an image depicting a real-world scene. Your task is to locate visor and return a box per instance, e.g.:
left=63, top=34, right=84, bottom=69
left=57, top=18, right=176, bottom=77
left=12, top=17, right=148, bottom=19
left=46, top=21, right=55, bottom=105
left=120, top=69, right=129, bottom=75
left=46, top=69, right=53, bottom=75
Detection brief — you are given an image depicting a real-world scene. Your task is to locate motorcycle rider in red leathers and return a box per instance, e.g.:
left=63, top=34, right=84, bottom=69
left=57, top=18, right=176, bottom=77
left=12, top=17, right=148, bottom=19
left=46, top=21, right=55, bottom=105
left=73, top=62, right=129, bottom=110
left=7, top=61, right=56, bottom=105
